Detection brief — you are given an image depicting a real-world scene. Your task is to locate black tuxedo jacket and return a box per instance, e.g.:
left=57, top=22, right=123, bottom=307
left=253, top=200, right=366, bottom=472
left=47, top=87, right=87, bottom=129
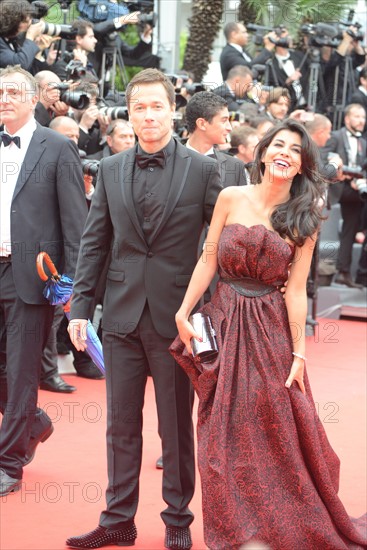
left=213, top=149, right=248, bottom=187
left=212, top=83, right=244, bottom=112
left=10, top=123, right=88, bottom=304
left=71, top=139, right=222, bottom=338
left=322, top=127, right=367, bottom=205
left=219, top=44, right=273, bottom=81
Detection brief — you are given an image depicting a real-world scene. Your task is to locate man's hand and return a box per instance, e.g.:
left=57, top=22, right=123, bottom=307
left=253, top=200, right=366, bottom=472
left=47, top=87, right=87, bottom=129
left=26, top=20, right=44, bottom=41
left=50, top=100, right=69, bottom=116
left=68, top=319, right=89, bottom=352
left=118, top=11, right=141, bottom=26
left=80, top=106, right=99, bottom=130
left=73, top=48, right=88, bottom=67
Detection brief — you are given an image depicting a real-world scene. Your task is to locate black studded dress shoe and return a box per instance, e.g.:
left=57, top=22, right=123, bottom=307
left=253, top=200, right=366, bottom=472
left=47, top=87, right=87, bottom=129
left=164, top=526, right=192, bottom=550
left=23, top=423, right=54, bottom=466
left=334, top=272, right=364, bottom=289
left=40, top=375, right=76, bottom=393
left=0, top=468, right=21, bottom=497
left=66, top=523, right=137, bottom=548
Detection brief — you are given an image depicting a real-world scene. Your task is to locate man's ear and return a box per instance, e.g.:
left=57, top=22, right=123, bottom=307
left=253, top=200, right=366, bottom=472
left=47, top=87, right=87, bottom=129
left=196, top=117, right=207, bottom=131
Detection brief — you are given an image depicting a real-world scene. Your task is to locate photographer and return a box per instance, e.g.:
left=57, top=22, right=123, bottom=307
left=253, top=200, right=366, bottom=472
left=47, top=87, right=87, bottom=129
left=321, top=26, right=366, bottom=115
left=322, top=103, right=367, bottom=288
left=52, top=19, right=98, bottom=81
left=219, top=21, right=274, bottom=81
left=212, top=65, right=254, bottom=112
left=0, top=0, right=45, bottom=72
left=34, top=70, right=69, bottom=126
left=87, top=119, right=135, bottom=160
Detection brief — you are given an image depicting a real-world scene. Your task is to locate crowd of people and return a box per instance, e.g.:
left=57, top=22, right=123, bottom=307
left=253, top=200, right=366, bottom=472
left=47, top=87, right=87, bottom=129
left=0, top=2, right=367, bottom=549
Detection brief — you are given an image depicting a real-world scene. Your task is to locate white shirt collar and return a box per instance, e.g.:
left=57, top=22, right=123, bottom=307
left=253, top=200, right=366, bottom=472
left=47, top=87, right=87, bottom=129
left=4, top=116, right=37, bottom=141
left=186, top=140, right=215, bottom=156
left=358, top=85, right=367, bottom=96
left=229, top=42, right=244, bottom=54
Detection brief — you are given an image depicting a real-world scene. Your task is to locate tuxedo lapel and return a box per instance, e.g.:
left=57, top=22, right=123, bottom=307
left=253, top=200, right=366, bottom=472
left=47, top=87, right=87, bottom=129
left=120, top=149, right=147, bottom=245
left=12, top=125, right=46, bottom=202
left=149, top=141, right=192, bottom=243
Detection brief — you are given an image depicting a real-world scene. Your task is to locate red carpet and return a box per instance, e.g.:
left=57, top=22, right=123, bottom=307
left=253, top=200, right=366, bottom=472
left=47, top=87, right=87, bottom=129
left=1, top=319, right=366, bottom=550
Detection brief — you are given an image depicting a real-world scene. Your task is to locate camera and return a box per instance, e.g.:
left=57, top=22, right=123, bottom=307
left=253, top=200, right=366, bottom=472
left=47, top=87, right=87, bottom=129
left=137, top=12, right=157, bottom=29
left=53, top=83, right=90, bottom=110
left=338, top=9, right=364, bottom=42
left=342, top=165, right=365, bottom=179
left=247, top=23, right=290, bottom=48
left=96, top=97, right=129, bottom=120
left=300, top=23, right=340, bottom=48
left=81, top=159, right=100, bottom=177
left=99, top=106, right=129, bottom=120
left=65, top=60, right=87, bottom=81
left=228, top=111, right=248, bottom=124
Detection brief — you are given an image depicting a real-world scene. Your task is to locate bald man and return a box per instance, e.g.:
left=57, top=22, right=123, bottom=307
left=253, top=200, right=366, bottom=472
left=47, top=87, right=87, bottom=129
left=34, top=70, right=69, bottom=126
left=49, top=116, right=80, bottom=144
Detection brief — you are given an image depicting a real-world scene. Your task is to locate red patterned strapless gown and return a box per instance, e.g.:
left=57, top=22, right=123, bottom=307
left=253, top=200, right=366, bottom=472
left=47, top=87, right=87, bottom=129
left=170, top=224, right=367, bottom=550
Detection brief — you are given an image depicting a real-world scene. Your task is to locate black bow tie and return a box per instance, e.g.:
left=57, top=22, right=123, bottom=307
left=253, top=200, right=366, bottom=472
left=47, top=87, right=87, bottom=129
left=136, top=150, right=165, bottom=169
left=0, top=132, right=21, bottom=148
left=347, top=130, right=362, bottom=139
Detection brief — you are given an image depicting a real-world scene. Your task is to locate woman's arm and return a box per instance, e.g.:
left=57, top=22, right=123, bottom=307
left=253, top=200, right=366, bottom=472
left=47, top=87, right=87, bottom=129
left=284, top=234, right=318, bottom=394
left=175, top=188, right=232, bottom=354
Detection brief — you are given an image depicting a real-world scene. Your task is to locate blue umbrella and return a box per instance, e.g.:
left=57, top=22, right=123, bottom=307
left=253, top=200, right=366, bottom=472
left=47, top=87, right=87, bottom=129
left=37, top=252, right=105, bottom=374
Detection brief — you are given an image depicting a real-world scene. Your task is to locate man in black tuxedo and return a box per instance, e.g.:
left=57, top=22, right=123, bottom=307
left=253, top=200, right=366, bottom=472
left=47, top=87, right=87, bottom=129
left=185, top=91, right=248, bottom=187
left=350, top=68, right=367, bottom=135
left=219, top=21, right=274, bottom=81
left=322, top=103, right=367, bottom=288
left=66, top=69, right=222, bottom=550
left=0, top=65, right=88, bottom=496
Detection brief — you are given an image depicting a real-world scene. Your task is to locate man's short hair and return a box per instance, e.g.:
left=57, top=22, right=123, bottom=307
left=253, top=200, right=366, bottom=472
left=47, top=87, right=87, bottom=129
left=227, top=65, right=252, bottom=81
left=224, top=22, right=240, bottom=41
left=304, top=114, right=331, bottom=135
left=230, top=126, right=258, bottom=148
left=185, top=92, right=228, bottom=134
left=0, top=64, right=37, bottom=96
left=344, top=103, right=366, bottom=117
left=106, top=119, right=134, bottom=136
left=71, top=19, right=94, bottom=37
left=126, top=68, right=176, bottom=109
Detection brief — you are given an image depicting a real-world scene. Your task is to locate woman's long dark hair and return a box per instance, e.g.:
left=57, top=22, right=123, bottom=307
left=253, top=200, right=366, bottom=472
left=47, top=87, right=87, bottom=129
left=251, top=119, right=326, bottom=247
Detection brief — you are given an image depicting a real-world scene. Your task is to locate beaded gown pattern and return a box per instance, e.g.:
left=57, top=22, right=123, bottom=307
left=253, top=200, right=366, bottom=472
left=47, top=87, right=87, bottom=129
left=170, top=224, right=367, bottom=550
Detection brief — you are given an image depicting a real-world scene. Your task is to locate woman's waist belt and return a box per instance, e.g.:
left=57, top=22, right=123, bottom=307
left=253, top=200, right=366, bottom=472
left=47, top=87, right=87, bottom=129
left=221, top=277, right=282, bottom=297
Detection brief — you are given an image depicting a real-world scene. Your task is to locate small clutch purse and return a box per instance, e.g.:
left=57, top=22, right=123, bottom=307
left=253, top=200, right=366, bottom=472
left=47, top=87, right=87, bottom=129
left=188, top=313, right=218, bottom=362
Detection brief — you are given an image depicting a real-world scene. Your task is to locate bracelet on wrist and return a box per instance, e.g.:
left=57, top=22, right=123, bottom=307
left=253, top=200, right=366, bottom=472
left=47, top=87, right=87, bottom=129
left=292, top=352, right=307, bottom=361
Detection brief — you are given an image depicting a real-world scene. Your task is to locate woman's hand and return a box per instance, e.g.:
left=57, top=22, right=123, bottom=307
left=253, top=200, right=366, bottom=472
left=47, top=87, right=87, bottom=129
left=285, top=357, right=306, bottom=394
left=175, top=313, right=202, bottom=356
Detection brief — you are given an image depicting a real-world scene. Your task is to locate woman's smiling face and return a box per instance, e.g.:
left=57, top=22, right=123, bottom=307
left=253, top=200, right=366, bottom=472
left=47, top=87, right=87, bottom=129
left=262, top=129, right=302, bottom=182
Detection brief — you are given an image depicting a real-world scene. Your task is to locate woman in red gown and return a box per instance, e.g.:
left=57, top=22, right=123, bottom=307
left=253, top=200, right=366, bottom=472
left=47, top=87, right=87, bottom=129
left=170, top=120, right=367, bottom=550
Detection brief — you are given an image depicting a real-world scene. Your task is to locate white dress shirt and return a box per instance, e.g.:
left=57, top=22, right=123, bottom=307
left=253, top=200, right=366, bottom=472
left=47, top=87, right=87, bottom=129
left=0, top=117, right=37, bottom=256
left=229, top=42, right=252, bottom=63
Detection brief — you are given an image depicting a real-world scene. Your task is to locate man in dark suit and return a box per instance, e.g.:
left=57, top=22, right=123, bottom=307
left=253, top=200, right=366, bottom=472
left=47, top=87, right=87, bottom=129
left=350, top=67, right=367, bottom=135
left=185, top=91, right=248, bottom=187
left=219, top=21, right=274, bottom=81
left=322, top=103, right=367, bottom=288
left=66, top=69, right=222, bottom=550
left=0, top=65, right=88, bottom=496
left=212, top=64, right=254, bottom=112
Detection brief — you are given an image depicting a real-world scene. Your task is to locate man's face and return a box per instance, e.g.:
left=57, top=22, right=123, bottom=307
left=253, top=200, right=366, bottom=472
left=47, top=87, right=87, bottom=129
left=316, top=121, right=332, bottom=147
left=233, top=24, right=248, bottom=47
left=54, top=120, right=80, bottom=144
left=0, top=72, right=38, bottom=133
left=239, top=134, right=259, bottom=163
left=128, top=82, right=175, bottom=151
left=267, top=96, right=290, bottom=120
left=232, top=75, right=253, bottom=100
left=345, top=106, right=366, bottom=134
left=107, top=123, right=135, bottom=154
left=77, top=28, right=97, bottom=53
left=38, top=74, right=61, bottom=107
left=203, top=108, right=232, bottom=145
